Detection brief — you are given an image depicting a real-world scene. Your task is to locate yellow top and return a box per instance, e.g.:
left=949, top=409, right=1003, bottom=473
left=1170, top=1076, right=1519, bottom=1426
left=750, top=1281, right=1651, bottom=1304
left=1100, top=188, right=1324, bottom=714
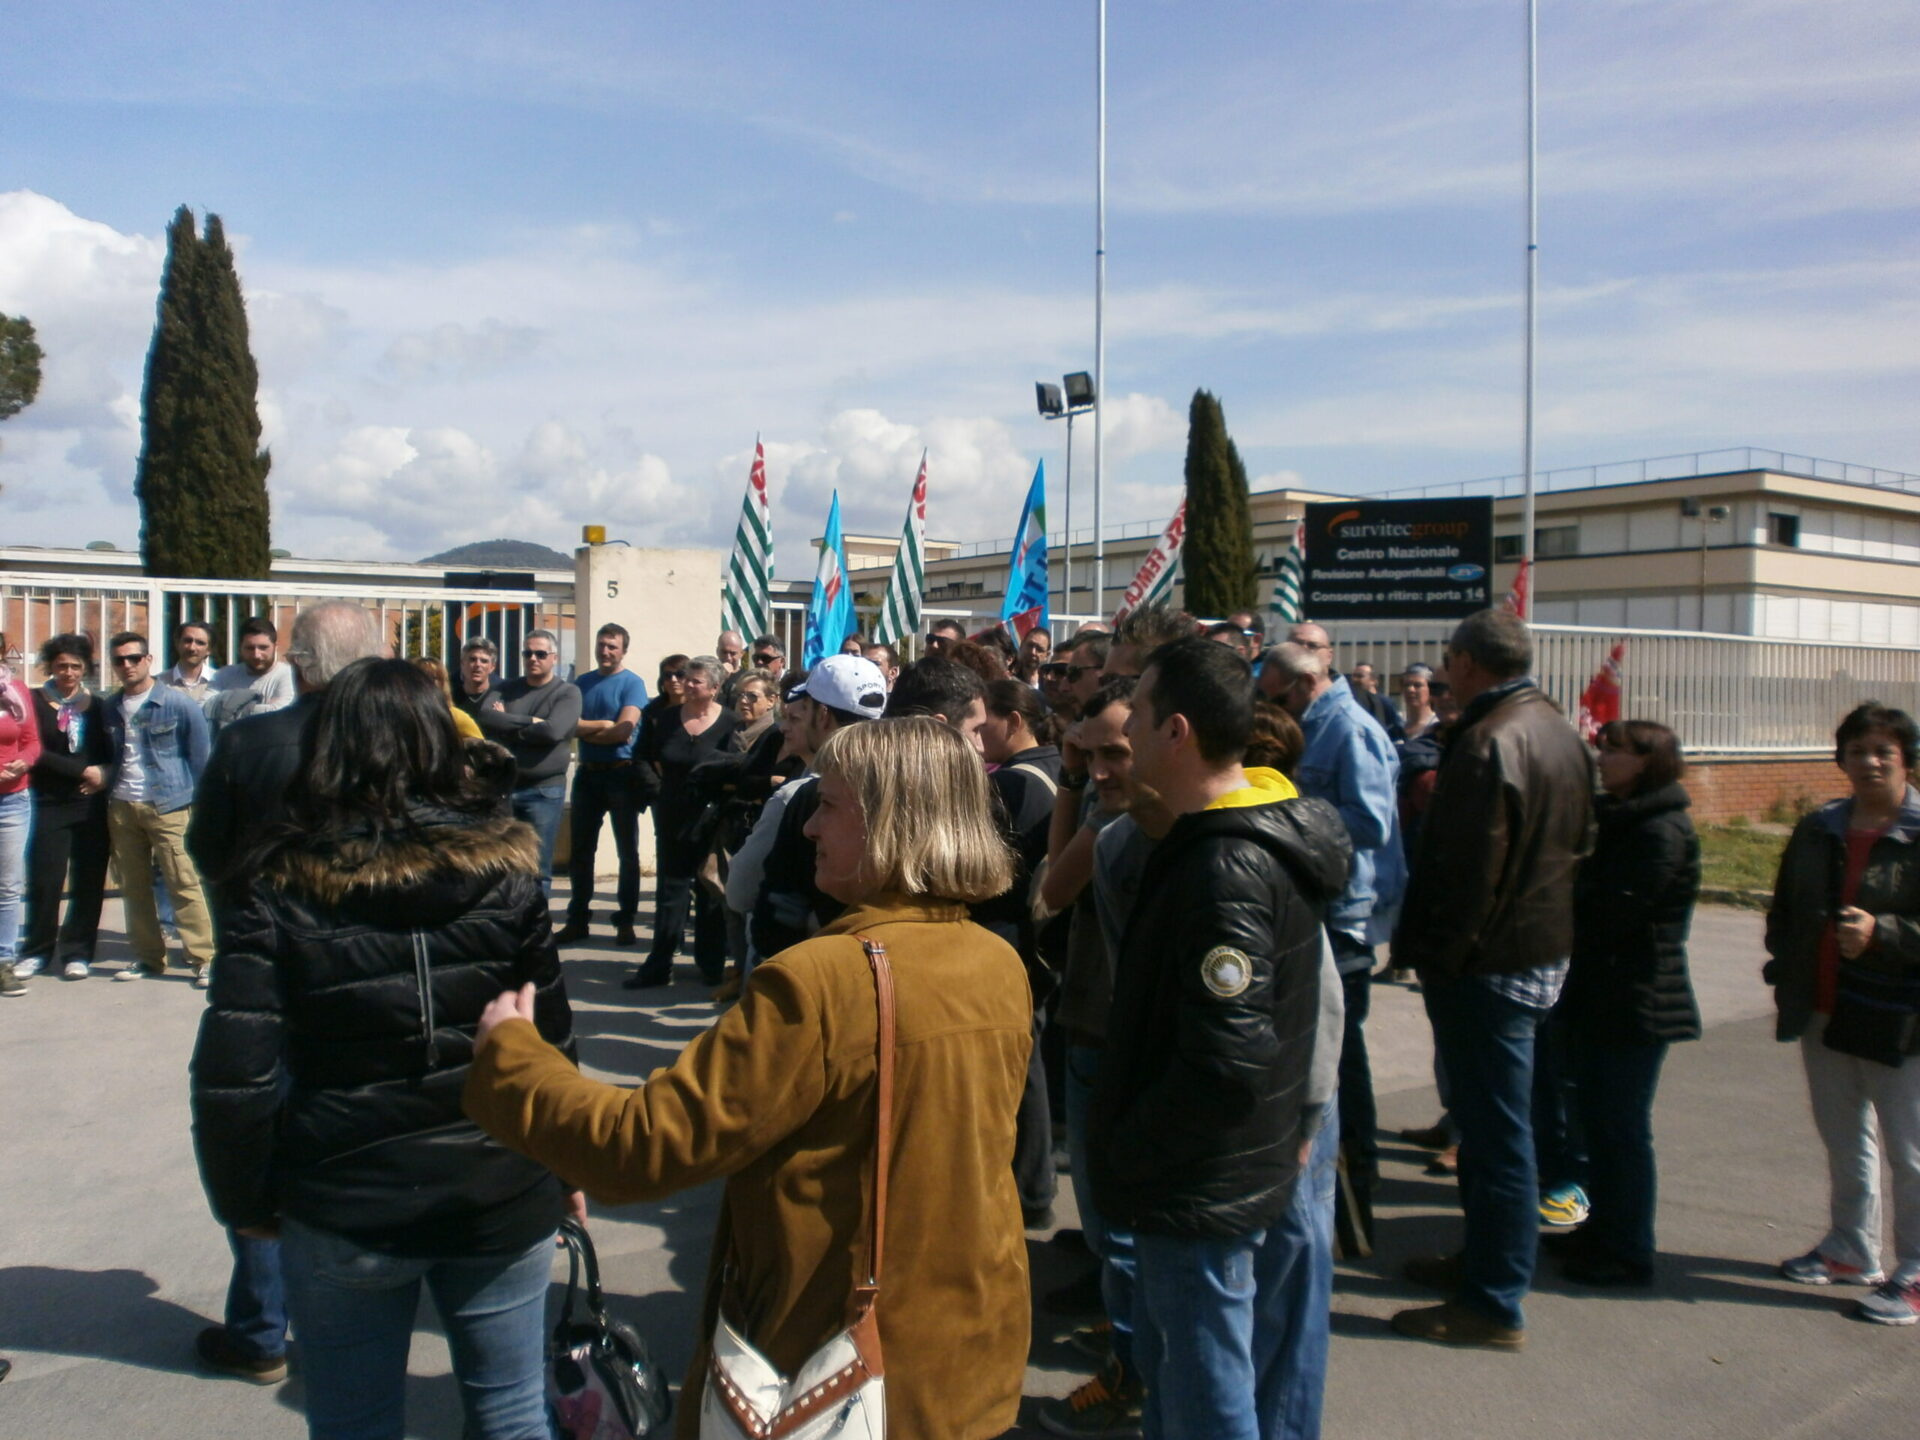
left=1205, top=765, right=1298, bottom=811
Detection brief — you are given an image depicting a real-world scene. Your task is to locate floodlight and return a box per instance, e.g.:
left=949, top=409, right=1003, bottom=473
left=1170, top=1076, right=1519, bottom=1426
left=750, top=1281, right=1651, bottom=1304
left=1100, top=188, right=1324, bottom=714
left=1036, top=382, right=1065, bottom=418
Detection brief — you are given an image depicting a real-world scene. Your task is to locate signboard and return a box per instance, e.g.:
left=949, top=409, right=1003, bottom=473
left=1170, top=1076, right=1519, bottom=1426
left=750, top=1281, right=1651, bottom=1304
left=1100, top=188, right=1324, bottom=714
left=1302, top=497, right=1494, bottom=620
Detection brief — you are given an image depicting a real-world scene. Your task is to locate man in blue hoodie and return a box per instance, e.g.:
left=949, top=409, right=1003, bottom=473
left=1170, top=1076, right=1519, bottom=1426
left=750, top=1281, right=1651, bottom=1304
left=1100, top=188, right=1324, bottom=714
left=1267, top=639, right=1406, bottom=1251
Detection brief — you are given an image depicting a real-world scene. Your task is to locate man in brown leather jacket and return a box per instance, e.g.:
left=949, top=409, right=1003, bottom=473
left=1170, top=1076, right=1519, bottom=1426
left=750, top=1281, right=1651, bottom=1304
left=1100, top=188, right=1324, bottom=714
left=1389, top=608, right=1594, bottom=1350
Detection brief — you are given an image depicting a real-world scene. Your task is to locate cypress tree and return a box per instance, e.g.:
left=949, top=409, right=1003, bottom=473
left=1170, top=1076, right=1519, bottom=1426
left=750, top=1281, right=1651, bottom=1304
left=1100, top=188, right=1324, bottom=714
left=1180, top=388, right=1257, bottom=617
left=135, top=206, right=273, bottom=579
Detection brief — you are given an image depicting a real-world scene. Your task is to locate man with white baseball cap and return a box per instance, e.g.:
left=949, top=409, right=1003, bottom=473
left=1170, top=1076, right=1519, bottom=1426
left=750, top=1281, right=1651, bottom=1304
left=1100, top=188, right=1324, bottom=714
left=722, top=654, right=888, bottom=974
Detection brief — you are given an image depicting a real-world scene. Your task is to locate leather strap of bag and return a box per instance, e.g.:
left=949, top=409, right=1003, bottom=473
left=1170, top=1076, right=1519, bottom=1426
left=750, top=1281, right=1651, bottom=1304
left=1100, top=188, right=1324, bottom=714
left=857, top=935, right=896, bottom=1290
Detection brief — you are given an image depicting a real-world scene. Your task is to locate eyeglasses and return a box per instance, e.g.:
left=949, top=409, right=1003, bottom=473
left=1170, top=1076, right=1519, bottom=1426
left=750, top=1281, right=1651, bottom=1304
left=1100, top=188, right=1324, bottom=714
left=112, top=653, right=148, bottom=666
left=751, top=653, right=778, bottom=666
left=522, top=649, right=554, bottom=659
left=1039, top=663, right=1069, bottom=680
left=661, top=669, right=686, bottom=680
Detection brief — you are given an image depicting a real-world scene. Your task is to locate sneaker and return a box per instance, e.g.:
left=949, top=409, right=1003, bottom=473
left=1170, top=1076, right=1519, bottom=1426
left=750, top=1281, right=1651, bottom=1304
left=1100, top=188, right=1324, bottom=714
left=1034, top=1359, right=1143, bottom=1437
left=1062, top=1319, right=1113, bottom=1362
left=0, top=964, right=23, bottom=998
left=62, top=961, right=91, bottom=980
left=114, top=963, right=150, bottom=982
left=1855, top=1278, right=1920, bottom=1326
left=195, top=1326, right=288, bottom=1384
left=1539, top=1183, right=1591, bottom=1228
left=12, top=956, right=44, bottom=979
left=193, top=970, right=212, bottom=990
left=1780, top=1248, right=1886, bottom=1287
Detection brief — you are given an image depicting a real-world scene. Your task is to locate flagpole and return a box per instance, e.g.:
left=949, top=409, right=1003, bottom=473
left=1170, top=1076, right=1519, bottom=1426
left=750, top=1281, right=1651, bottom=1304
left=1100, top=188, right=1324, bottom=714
left=1520, top=0, right=1538, bottom=616
left=1092, top=0, right=1108, bottom=618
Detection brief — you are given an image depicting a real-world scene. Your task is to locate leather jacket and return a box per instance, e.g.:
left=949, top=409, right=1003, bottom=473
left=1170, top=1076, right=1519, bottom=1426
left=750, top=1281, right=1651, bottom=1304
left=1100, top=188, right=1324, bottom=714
left=1394, top=680, right=1594, bottom=979
left=1090, top=789, right=1350, bottom=1238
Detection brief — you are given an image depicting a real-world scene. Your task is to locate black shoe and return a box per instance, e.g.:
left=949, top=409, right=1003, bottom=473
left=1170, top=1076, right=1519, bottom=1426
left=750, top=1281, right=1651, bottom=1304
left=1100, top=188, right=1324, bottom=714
left=1023, top=1203, right=1056, bottom=1231
left=0, top=1357, right=10, bottom=1383
left=1043, top=1267, right=1107, bottom=1318
left=553, top=923, right=591, bottom=945
left=1561, top=1252, right=1653, bottom=1288
left=615, top=923, right=638, bottom=946
left=622, top=970, right=670, bottom=990
left=195, top=1326, right=288, bottom=1385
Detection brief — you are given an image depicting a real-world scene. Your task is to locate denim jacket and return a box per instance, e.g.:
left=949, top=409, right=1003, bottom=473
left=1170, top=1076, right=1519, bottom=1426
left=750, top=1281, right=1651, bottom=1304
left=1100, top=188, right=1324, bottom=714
left=1297, top=675, right=1406, bottom=956
left=104, top=683, right=210, bottom=815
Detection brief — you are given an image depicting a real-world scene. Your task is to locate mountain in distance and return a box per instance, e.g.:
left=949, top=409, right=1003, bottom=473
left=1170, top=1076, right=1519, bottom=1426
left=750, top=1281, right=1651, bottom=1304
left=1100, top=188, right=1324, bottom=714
left=420, top=538, right=574, bottom=570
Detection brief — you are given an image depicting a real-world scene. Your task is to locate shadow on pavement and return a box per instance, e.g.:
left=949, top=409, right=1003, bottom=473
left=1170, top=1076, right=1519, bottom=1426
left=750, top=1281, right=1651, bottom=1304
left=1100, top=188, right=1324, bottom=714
left=0, top=1265, right=208, bottom=1373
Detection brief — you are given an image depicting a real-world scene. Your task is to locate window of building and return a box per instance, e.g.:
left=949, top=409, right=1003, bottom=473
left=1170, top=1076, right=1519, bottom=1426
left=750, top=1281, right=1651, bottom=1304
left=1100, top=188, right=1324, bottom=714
left=1769, top=512, right=1801, bottom=547
left=1496, top=525, right=1578, bottom=560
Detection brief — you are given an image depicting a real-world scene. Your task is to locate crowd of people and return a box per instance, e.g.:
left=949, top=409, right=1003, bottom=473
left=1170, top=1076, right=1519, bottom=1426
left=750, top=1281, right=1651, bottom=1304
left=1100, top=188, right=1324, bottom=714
left=0, top=596, right=1915, bottom=1439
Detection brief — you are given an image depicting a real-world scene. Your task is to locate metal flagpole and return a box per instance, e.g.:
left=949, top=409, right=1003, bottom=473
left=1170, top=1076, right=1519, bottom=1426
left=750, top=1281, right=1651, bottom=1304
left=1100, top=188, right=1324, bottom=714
left=1063, top=411, right=1075, bottom=614
left=1092, top=0, right=1108, bottom=617
left=1521, top=0, right=1538, bottom=614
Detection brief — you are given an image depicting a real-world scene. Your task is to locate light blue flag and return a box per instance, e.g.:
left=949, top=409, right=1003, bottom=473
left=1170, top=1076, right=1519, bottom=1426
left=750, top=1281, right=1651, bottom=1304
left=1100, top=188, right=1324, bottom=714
left=1001, top=460, right=1050, bottom=637
left=804, top=490, right=856, bottom=667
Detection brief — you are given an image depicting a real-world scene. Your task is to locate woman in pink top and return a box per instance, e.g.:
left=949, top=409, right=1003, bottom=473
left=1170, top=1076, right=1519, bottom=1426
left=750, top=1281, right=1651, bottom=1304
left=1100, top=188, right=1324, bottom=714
left=0, top=659, right=43, bottom=993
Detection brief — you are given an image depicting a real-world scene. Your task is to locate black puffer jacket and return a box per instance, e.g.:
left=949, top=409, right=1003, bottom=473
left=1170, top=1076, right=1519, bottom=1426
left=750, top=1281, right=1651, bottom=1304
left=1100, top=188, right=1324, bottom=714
left=1564, top=783, right=1702, bottom=1045
left=190, top=810, right=576, bottom=1255
left=1090, top=792, right=1351, bottom=1238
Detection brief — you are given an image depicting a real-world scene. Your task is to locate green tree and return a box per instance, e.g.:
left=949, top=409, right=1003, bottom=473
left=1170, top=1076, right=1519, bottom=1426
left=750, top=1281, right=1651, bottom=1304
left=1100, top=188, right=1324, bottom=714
left=1180, top=388, right=1257, bottom=617
left=135, top=206, right=273, bottom=579
left=0, top=313, right=42, bottom=426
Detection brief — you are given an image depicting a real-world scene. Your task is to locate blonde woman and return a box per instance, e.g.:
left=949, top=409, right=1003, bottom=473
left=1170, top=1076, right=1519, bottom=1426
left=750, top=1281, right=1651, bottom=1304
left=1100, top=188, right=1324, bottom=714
left=466, top=717, right=1033, bottom=1438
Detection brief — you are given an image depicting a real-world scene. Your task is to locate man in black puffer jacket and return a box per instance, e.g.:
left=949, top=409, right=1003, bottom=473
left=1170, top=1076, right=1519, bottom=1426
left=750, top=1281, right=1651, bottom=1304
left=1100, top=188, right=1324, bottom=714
left=1090, top=638, right=1350, bottom=1440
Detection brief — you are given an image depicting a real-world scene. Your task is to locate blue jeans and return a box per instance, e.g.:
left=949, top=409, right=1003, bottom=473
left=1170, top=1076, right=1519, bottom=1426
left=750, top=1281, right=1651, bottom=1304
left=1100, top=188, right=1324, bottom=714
left=1422, top=973, right=1547, bottom=1330
left=1532, top=1006, right=1587, bottom=1193
left=225, top=1230, right=288, bottom=1360
left=1571, top=1037, right=1669, bottom=1270
left=280, top=1219, right=555, bottom=1440
left=1270, top=1112, right=1338, bottom=1440
left=512, top=781, right=567, bottom=898
left=1330, top=942, right=1377, bottom=1190
left=1132, top=1201, right=1332, bottom=1440
left=0, top=789, right=32, bottom=961
left=1064, top=1044, right=1136, bottom=1374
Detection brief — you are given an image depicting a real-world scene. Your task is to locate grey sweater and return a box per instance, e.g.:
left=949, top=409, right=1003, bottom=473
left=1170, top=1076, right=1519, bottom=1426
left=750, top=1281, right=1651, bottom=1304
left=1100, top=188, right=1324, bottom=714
left=475, top=677, right=581, bottom=783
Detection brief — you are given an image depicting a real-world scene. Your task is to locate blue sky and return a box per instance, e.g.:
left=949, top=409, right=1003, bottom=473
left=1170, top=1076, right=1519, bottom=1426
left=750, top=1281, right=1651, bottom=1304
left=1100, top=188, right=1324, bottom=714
left=2, top=1, right=1915, bottom=564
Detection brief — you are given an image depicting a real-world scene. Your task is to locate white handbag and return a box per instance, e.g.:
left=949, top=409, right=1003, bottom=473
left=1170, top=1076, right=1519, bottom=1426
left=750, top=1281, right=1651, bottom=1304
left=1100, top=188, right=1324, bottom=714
left=699, top=937, right=896, bottom=1440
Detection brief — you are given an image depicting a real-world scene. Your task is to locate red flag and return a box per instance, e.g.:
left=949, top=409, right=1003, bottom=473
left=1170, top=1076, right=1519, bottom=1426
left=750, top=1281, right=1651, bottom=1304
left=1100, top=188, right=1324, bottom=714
left=1503, top=558, right=1531, bottom=618
left=1577, top=641, right=1626, bottom=743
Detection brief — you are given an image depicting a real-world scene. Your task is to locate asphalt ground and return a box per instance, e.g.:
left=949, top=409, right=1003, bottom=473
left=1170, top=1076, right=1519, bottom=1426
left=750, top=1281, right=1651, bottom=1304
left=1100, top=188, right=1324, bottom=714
left=2, top=893, right=1915, bottom=1439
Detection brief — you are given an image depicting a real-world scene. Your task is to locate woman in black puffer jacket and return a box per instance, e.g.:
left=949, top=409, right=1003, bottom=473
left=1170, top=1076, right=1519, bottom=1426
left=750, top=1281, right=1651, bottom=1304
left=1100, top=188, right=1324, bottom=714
left=190, top=658, right=575, bottom=1440
left=1558, top=719, right=1701, bottom=1288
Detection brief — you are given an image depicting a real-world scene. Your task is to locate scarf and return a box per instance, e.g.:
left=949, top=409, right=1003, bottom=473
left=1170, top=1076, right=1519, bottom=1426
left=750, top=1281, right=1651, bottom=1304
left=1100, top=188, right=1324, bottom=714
left=0, top=668, right=27, bottom=724
left=42, top=679, right=93, bottom=753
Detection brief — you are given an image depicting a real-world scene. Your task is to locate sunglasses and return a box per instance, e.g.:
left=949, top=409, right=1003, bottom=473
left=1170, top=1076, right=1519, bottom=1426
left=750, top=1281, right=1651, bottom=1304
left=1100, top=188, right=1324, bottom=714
left=751, top=654, right=779, bottom=666
left=522, top=649, right=554, bottom=659
left=1066, top=664, right=1097, bottom=681
left=1039, top=663, right=1070, bottom=680
left=112, top=653, right=148, bottom=666
left=661, top=669, right=687, bottom=680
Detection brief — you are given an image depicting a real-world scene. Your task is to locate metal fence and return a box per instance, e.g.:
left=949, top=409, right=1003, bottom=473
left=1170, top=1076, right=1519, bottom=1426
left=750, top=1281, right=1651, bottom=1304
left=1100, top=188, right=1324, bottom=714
left=0, top=573, right=576, bottom=680
left=1327, top=621, right=1920, bottom=754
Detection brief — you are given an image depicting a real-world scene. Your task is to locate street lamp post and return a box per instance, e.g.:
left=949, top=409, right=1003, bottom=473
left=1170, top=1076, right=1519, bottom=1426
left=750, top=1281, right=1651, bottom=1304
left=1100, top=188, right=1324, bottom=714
left=1036, top=371, right=1096, bottom=615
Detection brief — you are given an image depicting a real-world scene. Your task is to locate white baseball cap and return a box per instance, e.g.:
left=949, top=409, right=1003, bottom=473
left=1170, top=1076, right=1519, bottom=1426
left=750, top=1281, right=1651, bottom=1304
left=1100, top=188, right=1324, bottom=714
left=783, top=653, right=888, bottom=717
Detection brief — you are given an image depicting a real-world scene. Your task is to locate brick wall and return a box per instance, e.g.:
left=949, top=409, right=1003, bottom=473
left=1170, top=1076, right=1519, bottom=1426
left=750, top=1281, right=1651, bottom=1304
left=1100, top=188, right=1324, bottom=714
left=1684, top=753, right=1840, bottom=825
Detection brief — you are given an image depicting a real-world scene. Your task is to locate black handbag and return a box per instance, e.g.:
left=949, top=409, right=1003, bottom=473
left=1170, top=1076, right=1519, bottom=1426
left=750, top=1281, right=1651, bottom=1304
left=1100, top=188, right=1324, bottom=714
left=547, top=1218, right=673, bottom=1440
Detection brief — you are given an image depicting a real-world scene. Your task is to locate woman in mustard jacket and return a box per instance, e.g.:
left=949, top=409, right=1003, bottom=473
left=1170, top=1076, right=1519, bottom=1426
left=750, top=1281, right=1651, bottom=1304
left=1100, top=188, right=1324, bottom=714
left=467, top=717, right=1033, bottom=1438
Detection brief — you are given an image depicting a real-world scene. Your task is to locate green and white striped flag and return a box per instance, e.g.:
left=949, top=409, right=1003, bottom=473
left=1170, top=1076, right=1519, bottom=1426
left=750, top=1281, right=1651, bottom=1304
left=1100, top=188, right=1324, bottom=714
left=1268, top=519, right=1305, bottom=624
left=722, top=440, right=774, bottom=639
left=1114, top=500, right=1186, bottom=622
left=874, top=452, right=928, bottom=645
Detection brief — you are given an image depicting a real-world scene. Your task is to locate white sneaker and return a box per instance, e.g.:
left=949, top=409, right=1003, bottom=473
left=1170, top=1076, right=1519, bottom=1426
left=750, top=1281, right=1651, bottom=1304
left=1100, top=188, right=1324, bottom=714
left=12, top=956, right=45, bottom=979
left=114, top=964, right=150, bottom=982
left=62, top=961, right=91, bottom=980
left=193, top=970, right=212, bottom=990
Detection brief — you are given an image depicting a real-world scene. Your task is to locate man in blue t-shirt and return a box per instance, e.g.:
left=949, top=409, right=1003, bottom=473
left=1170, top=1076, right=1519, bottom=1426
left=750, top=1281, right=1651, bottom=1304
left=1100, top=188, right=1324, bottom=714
left=555, top=624, right=650, bottom=946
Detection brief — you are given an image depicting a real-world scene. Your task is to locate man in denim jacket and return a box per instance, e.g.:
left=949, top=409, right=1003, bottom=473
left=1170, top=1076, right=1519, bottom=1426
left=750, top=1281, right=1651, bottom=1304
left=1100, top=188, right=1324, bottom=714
left=102, top=631, right=214, bottom=982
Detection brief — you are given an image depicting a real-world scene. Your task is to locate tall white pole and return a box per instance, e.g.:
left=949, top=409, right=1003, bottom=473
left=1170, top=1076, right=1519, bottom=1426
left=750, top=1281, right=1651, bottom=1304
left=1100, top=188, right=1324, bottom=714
left=1092, top=0, right=1108, bottom=617
left=1521, top=0, right=1538, bottom=612
left=1063, top=411, right=1075, bottom=614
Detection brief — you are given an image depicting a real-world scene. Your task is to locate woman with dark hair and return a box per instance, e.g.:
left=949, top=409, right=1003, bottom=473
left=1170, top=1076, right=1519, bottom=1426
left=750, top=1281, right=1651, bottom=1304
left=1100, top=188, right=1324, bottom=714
left=1766, top=702, right=1920, bottom=1324
left=20, top=634, right=114, bottom=981
left=1554, top=719, right=1700, bottom=1287
left=1247, top=698, right=1306, bottom=780
left=628, top=655, right=738, bottom=989
left=190, top=658, right=576, bottom=1438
